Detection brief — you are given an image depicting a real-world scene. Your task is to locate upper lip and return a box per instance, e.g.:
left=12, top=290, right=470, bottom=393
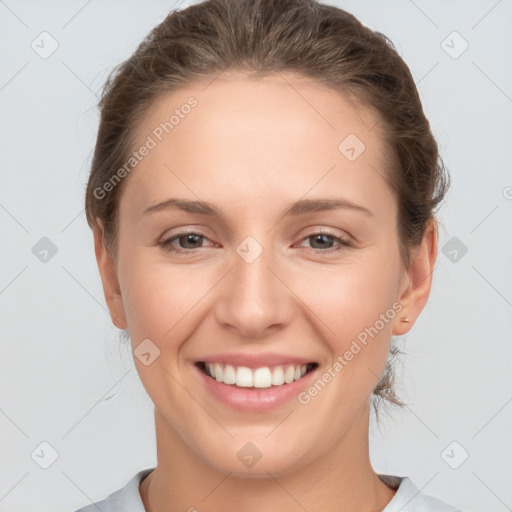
left=196, top=352, right=317, bottom=369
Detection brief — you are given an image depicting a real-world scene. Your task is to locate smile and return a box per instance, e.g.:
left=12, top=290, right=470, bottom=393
left=196, top=361, right=318, bottom=389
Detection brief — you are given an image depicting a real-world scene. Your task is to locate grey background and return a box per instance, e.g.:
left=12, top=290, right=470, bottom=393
left=0, top=1, right=511, bottom=511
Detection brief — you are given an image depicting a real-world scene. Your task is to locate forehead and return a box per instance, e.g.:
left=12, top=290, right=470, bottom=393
left=135, top=71, right=383, bottom=146
left=123, top=71, right=395, bottom=218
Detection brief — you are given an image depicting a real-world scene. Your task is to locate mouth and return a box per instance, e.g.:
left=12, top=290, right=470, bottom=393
left=195, top=361, right=319, bottom=389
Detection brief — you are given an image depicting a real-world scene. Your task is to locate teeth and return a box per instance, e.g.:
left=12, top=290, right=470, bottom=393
left=223, top=364, right=236, bottom=385
left=214, top=363, right=223, bottom=382
left=205, top=363, right=311, bottom=388
left=271, top=366, right=285, bottom=386
left=236, top=366, right=253, bottom=387
left=284, top=365, right=295, bottom=384
left=253, top=367, right=272, bottom=388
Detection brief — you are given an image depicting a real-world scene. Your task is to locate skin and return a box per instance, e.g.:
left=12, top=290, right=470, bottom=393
left=94, top=71, right=437, bottom=512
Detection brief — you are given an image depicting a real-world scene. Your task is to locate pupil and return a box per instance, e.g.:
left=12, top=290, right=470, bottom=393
left=182, top=234, right=201, bottom=248
left=314, top=234, right=331, bottom=248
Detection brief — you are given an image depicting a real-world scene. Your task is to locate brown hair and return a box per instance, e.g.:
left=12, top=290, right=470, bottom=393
left=85, top=0, right=449, bottom=417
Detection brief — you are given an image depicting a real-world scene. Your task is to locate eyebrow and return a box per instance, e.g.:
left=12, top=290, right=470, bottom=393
left=143, top=197, right=373, bottom=218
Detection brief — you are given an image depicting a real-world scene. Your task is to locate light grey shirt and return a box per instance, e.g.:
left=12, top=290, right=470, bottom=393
left=73, top=468, right=463, bottom=511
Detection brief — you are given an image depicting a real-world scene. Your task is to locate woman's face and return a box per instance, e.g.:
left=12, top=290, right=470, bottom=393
left=97, top=72, right=430, bottom=477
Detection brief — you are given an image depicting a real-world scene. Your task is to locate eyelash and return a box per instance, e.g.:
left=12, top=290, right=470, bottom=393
left=158, top=230, right=352, bottom=255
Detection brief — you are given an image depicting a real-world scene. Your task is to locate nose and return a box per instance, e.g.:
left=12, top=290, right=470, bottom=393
left=213, top=240, right=291, bottom=340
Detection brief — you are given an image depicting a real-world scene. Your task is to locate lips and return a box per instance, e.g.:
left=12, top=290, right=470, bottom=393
left=192, top=352, right=319, bottom=411
left=194, top=360, right=319, bottom=412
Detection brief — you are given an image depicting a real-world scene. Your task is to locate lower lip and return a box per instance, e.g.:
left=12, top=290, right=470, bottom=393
left=194, top=363, right=318, bottom=412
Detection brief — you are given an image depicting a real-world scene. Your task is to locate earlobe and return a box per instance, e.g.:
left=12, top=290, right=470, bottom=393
left=93, top=221, right=127, bottom=330
left=392, top=220, right=438, bottom=336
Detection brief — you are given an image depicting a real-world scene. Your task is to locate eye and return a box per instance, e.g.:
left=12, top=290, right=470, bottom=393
left=158, top=230, right=352, bottom=256
left=158, top=231, right=212, bottom=255
left=297, top=231, right=352, bottom=253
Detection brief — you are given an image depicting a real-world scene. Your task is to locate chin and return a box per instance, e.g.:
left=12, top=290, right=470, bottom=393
left=198, top=439, right=309, bottom=479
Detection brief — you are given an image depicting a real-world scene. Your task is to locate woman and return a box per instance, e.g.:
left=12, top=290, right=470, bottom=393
left=74, top=0, right=461, bottom=510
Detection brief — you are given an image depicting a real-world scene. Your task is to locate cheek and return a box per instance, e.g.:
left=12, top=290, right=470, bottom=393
left=295, top=249, right=402, bottom=393
left=118, top=258, right=205, bottom=406
left=297, top=250, right=401, bottom=337
left=121, top=260, right=196, bottom=341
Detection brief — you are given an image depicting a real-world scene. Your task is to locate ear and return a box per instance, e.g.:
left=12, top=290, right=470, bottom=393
left=93, top=221, right=127, bottom=330
left=392, top=219, right=438, bottom=336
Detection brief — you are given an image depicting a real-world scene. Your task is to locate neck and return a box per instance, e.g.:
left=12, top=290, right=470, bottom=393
left=140, top=402, right=396, bottom=512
